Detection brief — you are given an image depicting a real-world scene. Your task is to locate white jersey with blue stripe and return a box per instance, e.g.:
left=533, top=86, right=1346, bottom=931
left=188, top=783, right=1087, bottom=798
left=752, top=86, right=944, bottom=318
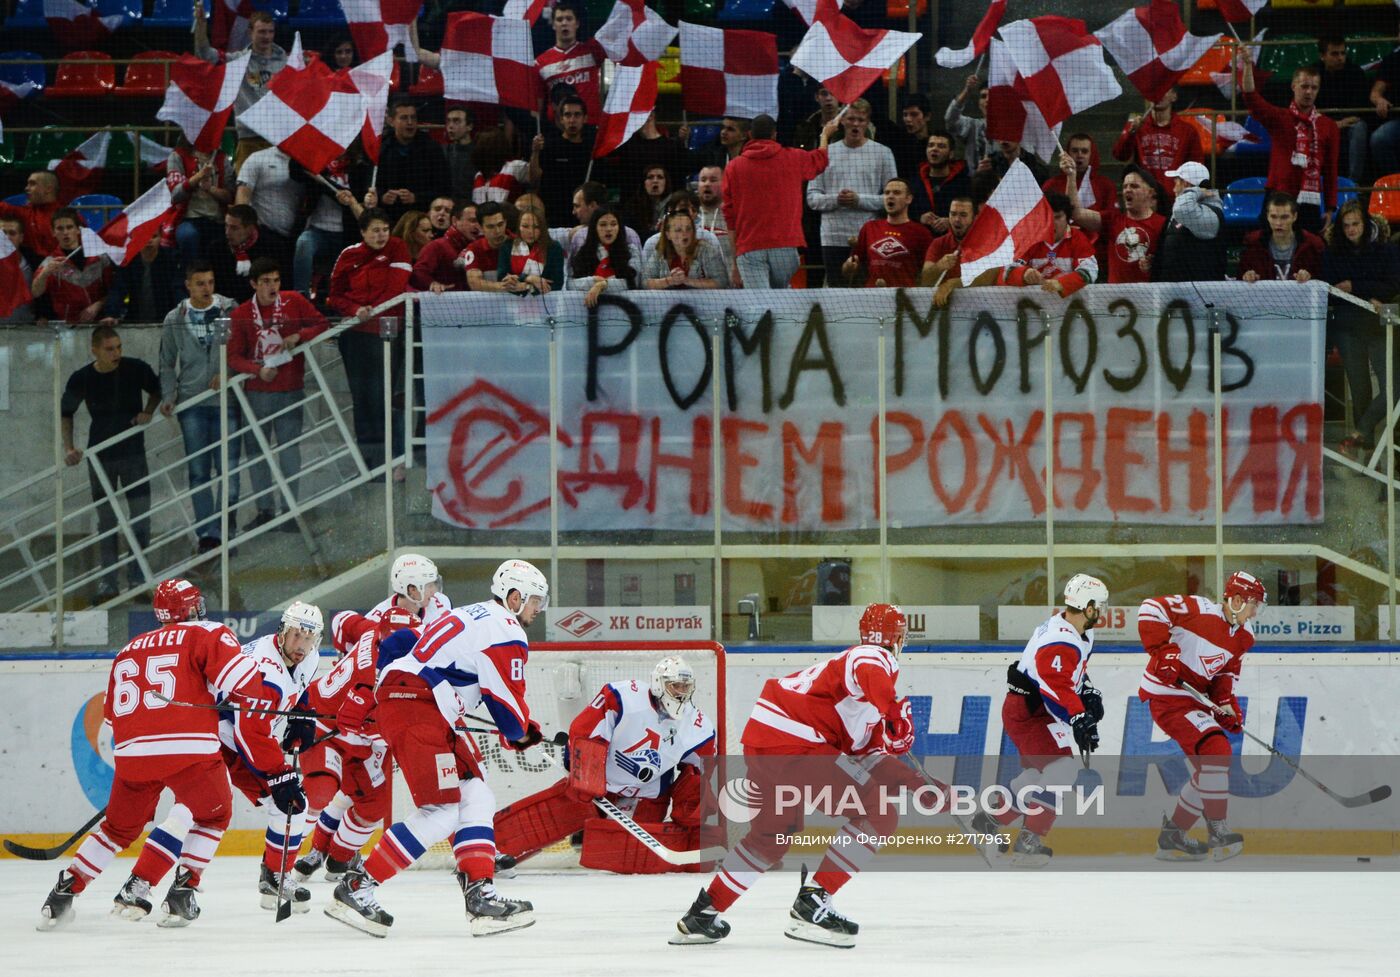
left=217, top=632, right=318, bottom=772
left=1014, top=612, right=1094, bottom=723
left=577, top=680, right=716, bottom=800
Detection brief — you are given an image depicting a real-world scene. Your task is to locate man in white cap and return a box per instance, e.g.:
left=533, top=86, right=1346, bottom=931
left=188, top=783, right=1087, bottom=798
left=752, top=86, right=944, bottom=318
left=1152, top=161, right=1225, bottom=283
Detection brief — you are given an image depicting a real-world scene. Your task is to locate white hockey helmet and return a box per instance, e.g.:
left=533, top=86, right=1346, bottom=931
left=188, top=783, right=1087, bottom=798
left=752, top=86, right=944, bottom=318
left=491, top=559, right=549, bottom=612
left=651, top=656, right=696, bottom=720
left=1063, top=573, right=1109, bottom=613
left=391, top=554, right=441, bottom=600
left=279, top=600, right=324, bottom=660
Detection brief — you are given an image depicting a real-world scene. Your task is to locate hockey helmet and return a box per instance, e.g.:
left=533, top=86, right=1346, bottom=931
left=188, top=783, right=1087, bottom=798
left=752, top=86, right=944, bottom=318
left=1063, top=573, right=1109, bottom=613
left=153, top=578, right=205, bottom=623
left=390, top=554, right=440, bottom=601
left=651, top=656, right=696, bottom=720
left=492, top=559, right=550, bottom=612
left=859, top=603, right=908, bottom=657
left=279, top=600, right=324, bottom=663
left=376, top=605, right=421, bottom=644
left=1224, top=571, right=1267, bottom=606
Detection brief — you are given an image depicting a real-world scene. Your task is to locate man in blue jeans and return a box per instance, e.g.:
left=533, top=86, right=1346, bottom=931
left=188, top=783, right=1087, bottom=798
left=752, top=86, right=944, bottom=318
left=159, top=262, right=240, bottom=554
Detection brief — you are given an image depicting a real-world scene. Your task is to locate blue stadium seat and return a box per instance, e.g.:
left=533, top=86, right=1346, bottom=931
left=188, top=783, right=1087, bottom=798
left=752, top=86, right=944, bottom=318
left=254, top=0, right=291, bottom=19
left=149, top=0, right=211, bottom=28
left=3, top=193, right=27, bottom=207
left=687, top=124, right=720, bottom=151
left=1222, top=177, right=1268, bottom=228
left=70, top=193, right=124, bottom=232
left=4, top=0, right=46, bottom=29
left=290, top=0, right=348, bottom=29
left=1229, top=115, right=1271, bottom=158
left=1335, top=176, right=1359, bottom=210
left=0, top=51, right=46, bottom=98
left=718, top=0, right=776, bottom=22
left=96, top=0, right=142, bottom=25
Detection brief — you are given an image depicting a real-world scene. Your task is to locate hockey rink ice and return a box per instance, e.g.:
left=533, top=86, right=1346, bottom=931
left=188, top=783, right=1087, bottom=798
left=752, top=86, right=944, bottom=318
left=1, top=858, right=1395, bottom=976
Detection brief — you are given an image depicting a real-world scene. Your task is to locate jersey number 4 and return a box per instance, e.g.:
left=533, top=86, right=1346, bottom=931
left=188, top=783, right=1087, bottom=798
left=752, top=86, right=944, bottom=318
left=111, top=654, right=179, bottom=716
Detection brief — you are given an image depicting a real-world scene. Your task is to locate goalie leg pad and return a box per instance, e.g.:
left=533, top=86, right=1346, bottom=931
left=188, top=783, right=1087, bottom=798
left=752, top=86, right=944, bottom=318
left=579, top=818, right=703, bottom=874
left=493, top=779, right=591, bottom=859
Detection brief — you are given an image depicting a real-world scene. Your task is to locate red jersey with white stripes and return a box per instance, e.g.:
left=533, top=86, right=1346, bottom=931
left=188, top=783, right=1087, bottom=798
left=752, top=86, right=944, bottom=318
left=742, top=645, right=901, bottom=755
left=535, top=40, right=604, bottom=121
left=1137, top=594, right=1253, bottom=703
left=218, top=633, right=318, bottom=779
left=1018, top=227, right=1099, bottom=285
left=1013, top=611, right=1095, bottom=722
left=569, top=680, right=716, bottom=800
left=471, top=160, right=529, bottom=205
left=307, top=629, right=380, bottom=756
left=105, top=621, right=261, bottom=779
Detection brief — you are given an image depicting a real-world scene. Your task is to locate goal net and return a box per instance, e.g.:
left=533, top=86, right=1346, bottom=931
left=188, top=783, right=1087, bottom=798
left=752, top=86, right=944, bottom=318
left=392, top=640, right=727, bottom=870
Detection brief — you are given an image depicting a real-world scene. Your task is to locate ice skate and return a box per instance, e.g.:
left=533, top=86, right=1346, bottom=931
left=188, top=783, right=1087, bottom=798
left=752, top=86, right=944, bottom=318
left=37, top=870, right=79, bottom=931
left=1206, top=818, right=1244, bottom=861
left=259, top=863, right=312, bottom=913
left=157, top=869, right=201, bottom=928
left=494, top=852, right=518, bottom=879
left=324, top=853, right=360, bottom=883
left=1154, top=815, right=1209, bottom=862
left=1008, top=828, right=1053, bottom=868
left=325, top=867, right=393, bottom=938
left=784, top=865, right=858, bottom=948
left=111, top=873, right=153, bottom=921
left=669, top=888, right=731, bottom=945
left=457, top=872, right=535, bottom=936
left=971, top=810, right=1011, bottom=853
left=292, top=848, right=326, bottom=882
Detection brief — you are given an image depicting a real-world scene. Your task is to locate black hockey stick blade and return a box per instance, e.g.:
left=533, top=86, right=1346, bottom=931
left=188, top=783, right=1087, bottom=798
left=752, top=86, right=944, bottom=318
left=1336, top=783, right=1392, bottom=809
left=4, top=809, right=105, bottom=860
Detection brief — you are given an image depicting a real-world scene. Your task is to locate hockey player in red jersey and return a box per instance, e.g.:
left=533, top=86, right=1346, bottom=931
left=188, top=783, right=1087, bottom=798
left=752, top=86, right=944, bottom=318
left=493, top=656, right=717, bottom=874
left=972, top=574, right=1108, bottom=867
left=293, top=606, right=421, bottom=884
left=326, top=560, right=549, bottom=939
left=37, top=579, right=302, bottom=930
left=1139, top=571, right=1266, bottom=861
left=671, top=603, right=920, bottom=949
left=330, top=553, right=450, bottom=658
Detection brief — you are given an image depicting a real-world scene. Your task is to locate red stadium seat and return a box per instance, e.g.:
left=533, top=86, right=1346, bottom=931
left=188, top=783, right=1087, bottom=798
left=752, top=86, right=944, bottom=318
left=116, top=51, right=178, bottom=98
left=1369, top=173, right=1400, bottom=225
left=47, top=51, right=115, bottom=99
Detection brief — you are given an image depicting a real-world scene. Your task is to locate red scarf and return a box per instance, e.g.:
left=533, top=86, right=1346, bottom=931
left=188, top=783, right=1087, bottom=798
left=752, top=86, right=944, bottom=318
left=509, top=239, right=546, bottom=278
left=594, top=245, right=615, bottom=279
left=1290, top=103, right=1321, bottom=198
left=232, top=226, right=260, bottom=276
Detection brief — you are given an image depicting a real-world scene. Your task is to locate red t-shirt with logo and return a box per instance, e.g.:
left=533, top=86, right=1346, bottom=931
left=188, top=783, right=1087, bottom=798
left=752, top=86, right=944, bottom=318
left=461, top=237, right=501, bottom=283
left=854, top=218, right=934, bottom=288
left=1103, top=211, right=1167, bottom=284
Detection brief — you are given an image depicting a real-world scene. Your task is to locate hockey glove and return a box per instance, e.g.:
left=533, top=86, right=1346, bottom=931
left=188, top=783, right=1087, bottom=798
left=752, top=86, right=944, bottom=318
left=507, top=720, right=544, bottom=752
left=1079, top=680, right=1105, bottom=723
left=337, top=685, right=375, bottom=735
left=882, top=698, right=916, bottom=755
left=1150, top=646, right=1184, bottom=686
left=268, top=767, right=307, bottom=816
left=281, top=715, right=317, bottom=754
left=1069, top=712, right=1100, bottom=754
left=1214, top=695, right=1244, bottom=733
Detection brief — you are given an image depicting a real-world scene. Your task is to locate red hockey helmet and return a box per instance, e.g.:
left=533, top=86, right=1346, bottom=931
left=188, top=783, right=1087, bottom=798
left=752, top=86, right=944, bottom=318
left=859, top=603, right=908, bottom=656
left=152, top=578, right=205, bottom=623
left=375, top=606, right=421, bottom=644
left=1224, top=571, right=1267, bottom=606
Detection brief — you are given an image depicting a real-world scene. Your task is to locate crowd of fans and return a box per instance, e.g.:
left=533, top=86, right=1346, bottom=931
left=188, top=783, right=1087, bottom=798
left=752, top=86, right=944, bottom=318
left=7, top=6, right=1400, bottom=591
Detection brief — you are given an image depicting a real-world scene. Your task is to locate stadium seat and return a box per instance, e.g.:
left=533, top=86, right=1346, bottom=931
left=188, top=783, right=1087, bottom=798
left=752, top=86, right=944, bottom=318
left=254, top=0, right=291, bottom=19
left=1335, top=177, right=1358, bottom=209
left=117, top=51, right=178, bottom=97
left=1177, top=109, right=1221, bottom=157
left=47, top=52, right=116, bottom=99
left=718, top=0, right=777, bottom=22
left=1227, top=115, right=1271, bottom=157
left=1222, top=176, right=1268, bottom=228
left=1179, top=36, right=1233, bottom=87
left=687, top=124, right=720, bottom=151
left=96, top=0, right=142, bottom=25
left=683, top=0, right=717, bottom=17
left=1369, top=173, right=1400, bottom=224
left=1259, top=35, right=1318, bottom=82
left=0, top=51, right=46, bottom=99
left=290, top=0, right=348, bottom=28
left=1350, top=34, right=1395, bottom=72
left=70, top=193, right=124, bottom=231
left=18, top=127, right=87, bottom=168
left=3, top=0, right=46, bottom=29
left=149, top=0, right=211, bottom=29
left=0, top=134, right=14, bottom=169
left=3, top=193, right=27, bottom=206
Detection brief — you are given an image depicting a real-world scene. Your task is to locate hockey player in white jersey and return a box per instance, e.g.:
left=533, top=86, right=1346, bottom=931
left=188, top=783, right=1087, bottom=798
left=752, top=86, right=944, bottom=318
left=329, top=553, right=451, bottom=657
left=326, top=560, right=548, bottom=938
left=494, top=657, right=717, bottom=872
left=971, top=574, right=1107, bottom=867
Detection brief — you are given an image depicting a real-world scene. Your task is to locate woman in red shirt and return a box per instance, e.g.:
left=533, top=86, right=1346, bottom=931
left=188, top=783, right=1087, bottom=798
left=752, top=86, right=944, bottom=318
left=496, top=209, right=564, bottom=295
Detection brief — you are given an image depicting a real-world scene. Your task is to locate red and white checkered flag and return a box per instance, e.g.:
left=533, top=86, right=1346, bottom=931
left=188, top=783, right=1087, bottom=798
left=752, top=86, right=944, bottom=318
left=210, top=0, right=252, bottom=52
left=441, top=12, right=540, bottom=112
left=81, top=180, right=176, bottom=266
left=0, top=231, right=32, bottom=320
left=781, top=0, right=842, bottom=26
left=998, top=17, right=1121, bottom=130
left=934, top=0, right=1006, bottom=68
left=348, top=51, right=394, bottom=165
left=596, top=0, right=678, bottom=67
left=501, top=0, right=549, bottom=22
left=1217, top=0, right=1268, bottom=23
left=790, top=0, right=920, bottom=104
left=49, top=131, right=111, bottom=201
left=341, top=0, right=422, bottom=62
left=958, top=160, right=1053, bottom=286
left=679, top=23, right=778, bottom=120
left=44, top=0, right=122, bottom=52
left=1095, top=1, right=1217, bottom=104
left=594, top=62, right=658, bottom=159
left=157, top=51, right=251, bottom=155
left=986, top=37, right=1060, bottom=163
left=238, top=58, right=367, bottom=174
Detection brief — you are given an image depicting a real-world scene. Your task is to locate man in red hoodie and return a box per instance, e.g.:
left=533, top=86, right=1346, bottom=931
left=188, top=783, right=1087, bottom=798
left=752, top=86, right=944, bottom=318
left=0, top=170, right=64, bottom=257
left=32, top=208, right=112, bottom=323
left=1045, top=133, right=1118, bottom=262
left=228, top=257, right=329, bottom=530
left=1112, top=88, right=1202, bottom=206
left=328, top=208, right=412, bottom=470
left=722, top=114, right=839, bottom=288
left=411, top=200, right=479, bottom=293
left=1241, top=57, right=1338, bottom=236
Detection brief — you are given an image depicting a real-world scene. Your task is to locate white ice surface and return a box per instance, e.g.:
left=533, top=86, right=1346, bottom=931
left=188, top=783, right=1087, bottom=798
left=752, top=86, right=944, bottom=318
left=2, top=857, right=1396, bottom=977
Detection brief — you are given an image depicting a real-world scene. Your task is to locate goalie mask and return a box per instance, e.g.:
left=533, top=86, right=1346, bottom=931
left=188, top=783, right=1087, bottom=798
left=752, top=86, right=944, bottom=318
left=278, top=600, right=324, bottom=666
left=650, top=656, right=696, bottom=720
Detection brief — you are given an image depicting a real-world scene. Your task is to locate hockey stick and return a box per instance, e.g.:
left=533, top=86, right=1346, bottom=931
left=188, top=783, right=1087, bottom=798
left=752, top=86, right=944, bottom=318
left=1183, top=687, right=1392, bottom=809
left=151, top=691, right=326, bottom=720
left=896, top=754, right=998, bottom=869
left=3, top=808, right=106, bottom=861
left=274, top=751, right=302, bottom=923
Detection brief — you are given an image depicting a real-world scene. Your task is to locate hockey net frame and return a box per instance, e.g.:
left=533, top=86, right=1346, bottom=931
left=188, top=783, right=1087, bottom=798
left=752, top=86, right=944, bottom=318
left=389, top=640, right=727, bottom=870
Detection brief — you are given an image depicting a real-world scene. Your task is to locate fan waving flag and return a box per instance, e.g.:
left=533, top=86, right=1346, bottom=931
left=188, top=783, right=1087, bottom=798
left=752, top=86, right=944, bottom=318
left=594, top=62, right=658, bottom=159
left=958, top=160, right=1053, bottom=285
left=441, top=12, right=541, bottom=112
left=679, top=23, right=778, bottom=120
left=0, top=232, right=33, bottom=320
left=211, top=0, right=253, bottom=52
left=596, top=0, right=678, bottom=67
left=49, top=131, right=112, bottom=201
left=1217, top=0, right=1268, bottom=23
left=934, top=0, right=1006, bottom=68
left=238, top=59, right=367, bottom=174
left=83, top=181, right=176, bottom=266
left=985, top=37, right=1060, bottom=163
left=998, top=17, right=1121, bottom=130
left=790, top=3, right=921, bottom=104
left=157, top=51, right=251, bottom=154
left=782, top=0, right=842, bottom=25
left=341, top=0, right=422, bottom=63
left=1095, top=1, right=1217, bottom=104
left=44, top=0, right=123, bottom=52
